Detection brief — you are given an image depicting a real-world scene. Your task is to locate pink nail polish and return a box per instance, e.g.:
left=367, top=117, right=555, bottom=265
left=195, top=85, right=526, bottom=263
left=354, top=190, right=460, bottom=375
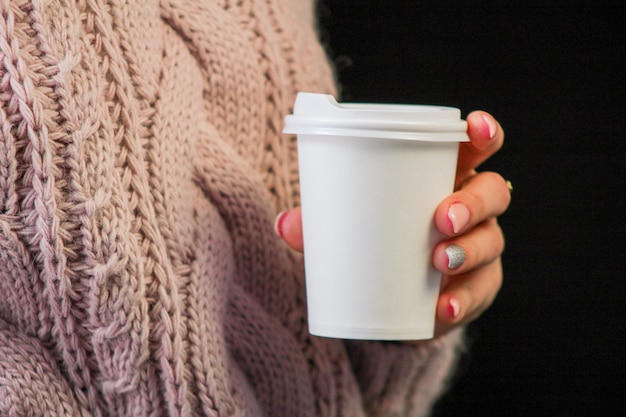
left=448, top=203, right=470, bottom=234
left=274, top=211, right=288, bottom=238
left=448, top=298, right=461, bottom=319
left=482, top=115, right=497, bottom=139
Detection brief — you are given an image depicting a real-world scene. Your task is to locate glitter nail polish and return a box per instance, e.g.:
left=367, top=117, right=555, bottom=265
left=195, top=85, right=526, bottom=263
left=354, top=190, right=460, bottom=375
left=445, top=244, right=466, bottom=270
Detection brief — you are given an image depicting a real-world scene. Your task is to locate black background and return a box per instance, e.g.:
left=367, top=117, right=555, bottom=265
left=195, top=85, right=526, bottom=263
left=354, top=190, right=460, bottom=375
left=317, top=1, right=625, bottom=416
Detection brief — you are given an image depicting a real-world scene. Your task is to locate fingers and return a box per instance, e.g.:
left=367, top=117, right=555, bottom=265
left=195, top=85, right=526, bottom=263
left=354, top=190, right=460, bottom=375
left=435, top=171, right=511, bottom=237
left=432, top=168, right=510, bottom=336
left=274, top=207, right=304, bottom=252
left=456, top=111, right=504, bottom=181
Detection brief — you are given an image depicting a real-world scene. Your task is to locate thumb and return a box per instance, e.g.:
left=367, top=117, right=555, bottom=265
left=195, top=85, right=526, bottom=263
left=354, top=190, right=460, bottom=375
left=274, top=207, right=304, bottom=252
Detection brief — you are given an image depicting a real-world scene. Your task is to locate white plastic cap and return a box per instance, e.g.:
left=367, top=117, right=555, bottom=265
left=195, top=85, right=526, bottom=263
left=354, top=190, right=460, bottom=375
left=283, top=92, right=469, bottom=142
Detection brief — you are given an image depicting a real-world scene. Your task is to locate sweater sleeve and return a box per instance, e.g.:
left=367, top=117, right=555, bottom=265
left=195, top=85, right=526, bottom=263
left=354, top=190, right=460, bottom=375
left=0, top=319, right=85, bottom=417
left=344, top=328, right=465, bottom=417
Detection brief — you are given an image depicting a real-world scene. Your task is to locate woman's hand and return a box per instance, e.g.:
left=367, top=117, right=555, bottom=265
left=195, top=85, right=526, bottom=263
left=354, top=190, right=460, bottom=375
left=430, top=111, right=510, bottom=336
left=275, top=111, right=511, bottom=337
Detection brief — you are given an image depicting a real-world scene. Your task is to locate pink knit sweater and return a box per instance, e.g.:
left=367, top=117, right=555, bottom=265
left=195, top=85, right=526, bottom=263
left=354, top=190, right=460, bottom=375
left=0, top=1, right=463, bottom=416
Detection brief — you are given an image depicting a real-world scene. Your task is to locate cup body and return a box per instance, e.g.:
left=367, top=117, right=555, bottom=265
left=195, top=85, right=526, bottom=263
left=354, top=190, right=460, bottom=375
left=284, top=93, right=469, bottom=340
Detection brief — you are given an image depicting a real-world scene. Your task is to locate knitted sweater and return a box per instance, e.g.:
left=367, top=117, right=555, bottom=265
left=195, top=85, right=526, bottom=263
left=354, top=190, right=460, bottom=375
left=0, top=1, right=463, bottom=416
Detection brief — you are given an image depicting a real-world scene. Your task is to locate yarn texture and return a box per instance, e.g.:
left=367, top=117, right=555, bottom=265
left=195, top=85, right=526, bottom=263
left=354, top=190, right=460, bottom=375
left=0, top=1, right=462, bottom=416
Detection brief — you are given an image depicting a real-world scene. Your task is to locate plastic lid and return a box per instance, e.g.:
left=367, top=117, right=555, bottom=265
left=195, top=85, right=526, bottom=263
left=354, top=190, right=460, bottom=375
left=283, top=92, right=469, bottom=142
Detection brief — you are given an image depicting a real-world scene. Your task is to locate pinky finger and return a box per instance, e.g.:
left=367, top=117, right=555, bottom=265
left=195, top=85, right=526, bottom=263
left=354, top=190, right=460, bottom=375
left=434, top=258, right=503, bottom=336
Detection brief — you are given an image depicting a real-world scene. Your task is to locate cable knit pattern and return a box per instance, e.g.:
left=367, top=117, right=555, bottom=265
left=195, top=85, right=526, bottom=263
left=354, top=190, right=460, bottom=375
left=0, top=1, right=463, bottom=416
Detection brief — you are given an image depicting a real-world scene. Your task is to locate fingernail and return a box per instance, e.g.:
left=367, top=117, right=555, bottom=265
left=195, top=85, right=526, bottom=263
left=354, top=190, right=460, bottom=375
left=445, top=244, right=466, bottom=269
left=274, top=210, right=288, bottom=238
left=482, top=115, right=497, bottom=139
left=448, top=298, right=461, bottom=319
left=448, top=203, right=470, bottom=234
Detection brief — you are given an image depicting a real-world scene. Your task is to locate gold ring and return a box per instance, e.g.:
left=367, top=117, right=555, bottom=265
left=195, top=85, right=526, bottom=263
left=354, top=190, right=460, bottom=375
left=506, top=180, right=513, bottom=194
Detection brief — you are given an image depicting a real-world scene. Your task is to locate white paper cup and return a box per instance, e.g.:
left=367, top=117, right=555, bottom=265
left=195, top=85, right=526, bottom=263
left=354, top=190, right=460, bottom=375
left=283, top=93, right=469, bottom=340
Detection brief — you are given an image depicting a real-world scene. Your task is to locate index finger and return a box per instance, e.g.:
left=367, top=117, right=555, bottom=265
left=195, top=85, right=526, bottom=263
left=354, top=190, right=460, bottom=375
left=456, top=111, right=505, bottom=180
